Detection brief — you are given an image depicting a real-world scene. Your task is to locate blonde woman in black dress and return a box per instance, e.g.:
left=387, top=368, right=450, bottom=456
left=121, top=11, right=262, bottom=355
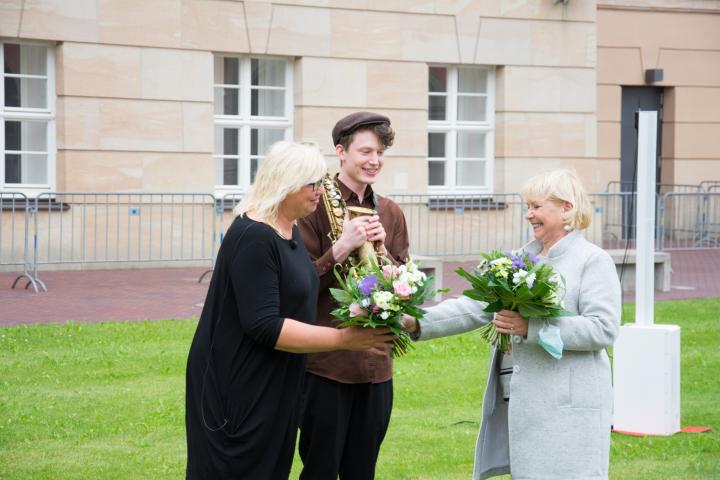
left=185, top=141, right=394, bottom=479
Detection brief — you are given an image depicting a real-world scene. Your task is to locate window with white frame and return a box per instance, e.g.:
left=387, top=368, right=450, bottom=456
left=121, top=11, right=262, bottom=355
left=213, top=56, right=292, bottom=192
left=427, top=65, right=494, bottom=193
left=0, top=41, right=55, bottom=193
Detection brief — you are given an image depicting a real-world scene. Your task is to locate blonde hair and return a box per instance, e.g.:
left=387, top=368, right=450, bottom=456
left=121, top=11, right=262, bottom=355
left=520, top=169, right=592, bottom=230
left=234, top=141, right=327, bottom=223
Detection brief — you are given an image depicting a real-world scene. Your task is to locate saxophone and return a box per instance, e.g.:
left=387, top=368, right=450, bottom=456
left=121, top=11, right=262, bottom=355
left=321, top=173, right=346, bottom=244
left=320, top=173, right=379, bottom=266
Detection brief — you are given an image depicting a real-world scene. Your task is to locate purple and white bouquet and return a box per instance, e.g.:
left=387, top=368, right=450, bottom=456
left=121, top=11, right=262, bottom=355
left=456, top=250, right=571, bottom=353
left=331, top=259, right=446, bottom=358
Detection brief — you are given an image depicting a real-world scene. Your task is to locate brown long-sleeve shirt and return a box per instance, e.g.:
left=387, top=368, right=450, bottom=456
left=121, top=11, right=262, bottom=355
left=298, top=176, right=410, bottom=384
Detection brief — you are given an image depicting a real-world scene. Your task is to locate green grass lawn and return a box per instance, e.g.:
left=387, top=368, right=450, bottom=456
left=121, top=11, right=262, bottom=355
left=1, top=298, right=718, bottom=479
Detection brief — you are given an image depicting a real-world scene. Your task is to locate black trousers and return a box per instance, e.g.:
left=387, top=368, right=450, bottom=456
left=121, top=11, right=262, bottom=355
left=299, top=373, right=393, bottom=480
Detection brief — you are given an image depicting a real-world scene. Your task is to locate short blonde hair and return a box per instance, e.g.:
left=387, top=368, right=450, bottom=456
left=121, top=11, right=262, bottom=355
left=234, top=141, right=327, bottom=223
left=520, top=169, right=592, bottom=230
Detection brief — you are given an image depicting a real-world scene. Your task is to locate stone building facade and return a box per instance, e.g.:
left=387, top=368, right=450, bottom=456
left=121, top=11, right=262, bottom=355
left=1, top=0, right=718, bottom=199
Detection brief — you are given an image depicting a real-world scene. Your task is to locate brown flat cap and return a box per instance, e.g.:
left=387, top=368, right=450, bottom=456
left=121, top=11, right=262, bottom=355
left=332, top=111, right=391, bottom=146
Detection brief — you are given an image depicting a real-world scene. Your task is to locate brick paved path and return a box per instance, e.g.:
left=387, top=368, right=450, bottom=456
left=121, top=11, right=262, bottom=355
left=1, top=267, right=209, bottom=326
left=1, top=250, right=719, bottom=327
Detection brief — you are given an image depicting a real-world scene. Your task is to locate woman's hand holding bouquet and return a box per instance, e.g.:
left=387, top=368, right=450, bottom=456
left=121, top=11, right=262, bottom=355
left=456, top=250, right=571, bottom=353
left=330, top=258, right=446, bottom=358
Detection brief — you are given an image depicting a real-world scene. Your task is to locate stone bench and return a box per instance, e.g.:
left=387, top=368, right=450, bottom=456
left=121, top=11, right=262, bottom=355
left=605, top=249, right=671, bottom=292
left=410, top=254, right=444, bottom=301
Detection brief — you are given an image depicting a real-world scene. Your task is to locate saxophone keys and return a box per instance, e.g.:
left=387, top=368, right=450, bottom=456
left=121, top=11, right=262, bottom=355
left=333, top=208, right=343, bottom=217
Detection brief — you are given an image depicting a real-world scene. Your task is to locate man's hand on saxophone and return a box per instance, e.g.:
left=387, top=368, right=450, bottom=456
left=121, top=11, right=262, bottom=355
left=365, top=216, right=388, bottom=257
left=331, top=214, right=380, bottom=263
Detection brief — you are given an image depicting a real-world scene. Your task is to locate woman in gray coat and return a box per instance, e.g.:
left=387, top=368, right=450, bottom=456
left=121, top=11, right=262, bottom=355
left=405, top=169, right=621, bottom=479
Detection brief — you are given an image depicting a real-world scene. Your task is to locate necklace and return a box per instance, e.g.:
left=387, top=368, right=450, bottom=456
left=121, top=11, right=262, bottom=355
left=247, top=211, right=293, bottom=240
left=268, top=222, right=292, bottom=240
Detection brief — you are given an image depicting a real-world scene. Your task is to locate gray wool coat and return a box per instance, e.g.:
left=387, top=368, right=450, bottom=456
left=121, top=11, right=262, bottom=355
left=418, top=230, right=621, bottom=480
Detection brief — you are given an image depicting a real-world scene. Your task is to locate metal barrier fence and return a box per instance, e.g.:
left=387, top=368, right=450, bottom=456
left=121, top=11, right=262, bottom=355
left=1, top=192, right=45, bottom=292
left=31, top=193, right=217, bottom=287
left=700, top=180, right=720, bottom=192
left=586, top=192, right=657, bottom=249
left=3, top=189, right=719, bottom=291
left=193, top=193, right=244, bottom=283
left=388, top=193, right=530, bottom=257
left=659, top=192, right=720, bottom=250
left=389, top=192, right=665, bottom=257
left=605, top=181, right=704, bottom=194
left=219, top=193, right=244, bottom=242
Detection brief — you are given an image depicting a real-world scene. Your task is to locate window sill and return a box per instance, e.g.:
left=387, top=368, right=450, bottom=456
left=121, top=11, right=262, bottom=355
left=426, top=197, right=508, bottom=211
left=0, top=197, right=70, bottom=211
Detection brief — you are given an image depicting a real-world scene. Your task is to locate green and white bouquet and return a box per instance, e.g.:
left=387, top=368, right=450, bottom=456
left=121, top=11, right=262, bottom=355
left=456, top=250, right=571, bottom=352
left=330, top=258, right=446, bottom=358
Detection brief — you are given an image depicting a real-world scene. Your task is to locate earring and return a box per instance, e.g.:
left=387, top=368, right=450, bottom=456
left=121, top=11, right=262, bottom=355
left=563, top=224, right=573, bottom=232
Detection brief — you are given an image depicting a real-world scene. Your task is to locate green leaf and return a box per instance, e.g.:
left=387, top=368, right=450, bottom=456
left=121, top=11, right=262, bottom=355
left=332, top=265, right=348, bottom=290
left=329, top=288, right=353, bottom=304
left=518, top=304, right=549, bottom=318
left=330, top=307, right=348, bottom=319
left=455, top=267, right=486, bottom=289
left=461, top=289, right=492, bottom=302
left=483, top=299, right=504, bottom=312
left=404, top=305, right=426, bottom=319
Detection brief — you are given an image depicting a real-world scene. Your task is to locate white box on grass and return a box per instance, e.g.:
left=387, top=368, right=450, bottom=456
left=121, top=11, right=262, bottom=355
left=613, top=324, right=681, bottom=436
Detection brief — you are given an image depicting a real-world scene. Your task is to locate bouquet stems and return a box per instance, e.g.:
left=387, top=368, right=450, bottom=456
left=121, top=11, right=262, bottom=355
left=391, top=332, right=414, bottom=358
left=477, top=322, right=511, bottom=353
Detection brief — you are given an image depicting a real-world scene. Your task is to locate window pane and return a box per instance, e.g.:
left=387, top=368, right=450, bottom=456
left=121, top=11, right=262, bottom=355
left=4, top=121, right=21, bottom=150
left=251, top=158, right=259, bottom=183
left=223, top=158, right=238, bottom=185
left=429, top=95, right=446, bottom=121
left=4, top=77, right=47, bottom=108
left=3, top=153, right=47, bottom=184
left=3, top=43, right=19, bottom=74
left=4, top=153, right=21, bottom=183
left=428, top=132, right=445, bottom=158
left=214, top=127, right=239, bottom=155
left=4, top=44, right=46, bottom=76
left=214, top=57, right=239, bottom=85
left=4, top=121, right=47, bottom=152
left=429, top=67, right=447, bottom=93
left=456, top=160, right=485, bottom=186
left=250, top=128, right=285, bottom=156
left=458, top=68, right=487, bottom=93
left=224, top=57, right=239, bottom=84
left=24, top=153, right=48, bottom=184
left=251, top=89, right=285, bottom=117
left=457, top=95, right=487, bottom=122
left=457, top=131, right=485, bottom=158
left=251, top=59, right=285, bottom=87
left=428, top=160, right=445, bottom=186
left=214, top=87, right=239, bottom=115
left=251, top=129, right=285, bottom=182
left=4, top=77, right=19, bottom=107
left=223, top=129, right=238, bottom=155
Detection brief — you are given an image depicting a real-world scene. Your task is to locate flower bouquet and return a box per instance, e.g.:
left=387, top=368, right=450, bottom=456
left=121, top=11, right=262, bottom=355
left=456, top=250, right=571, bottom=352
left=330, top=258, right=446, bottom=358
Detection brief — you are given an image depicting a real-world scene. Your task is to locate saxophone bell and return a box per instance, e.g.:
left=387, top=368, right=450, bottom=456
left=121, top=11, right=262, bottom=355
left=347, top=206, right=380, bottom=267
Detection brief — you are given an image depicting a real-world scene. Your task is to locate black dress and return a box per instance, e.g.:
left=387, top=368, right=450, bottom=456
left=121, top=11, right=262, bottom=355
left=186, top=216, right=319, bottom=479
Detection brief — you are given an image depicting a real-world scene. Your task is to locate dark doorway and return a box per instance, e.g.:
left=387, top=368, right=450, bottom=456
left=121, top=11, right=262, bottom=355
left=620, top=86, right=663, bottom=239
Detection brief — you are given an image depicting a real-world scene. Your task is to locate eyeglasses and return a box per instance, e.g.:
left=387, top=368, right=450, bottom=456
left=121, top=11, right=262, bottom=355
left=306, top=179, right=323, bottom=192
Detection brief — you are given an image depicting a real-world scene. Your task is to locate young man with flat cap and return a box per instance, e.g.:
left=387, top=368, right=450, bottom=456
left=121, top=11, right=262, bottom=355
left=298, top=112, right=410, bottom=479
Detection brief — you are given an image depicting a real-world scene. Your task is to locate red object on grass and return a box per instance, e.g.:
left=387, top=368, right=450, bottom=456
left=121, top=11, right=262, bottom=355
left=681, top=426, right=712, bottom=433
left=612, top=426, right=711, bottom=436
left=612, top=429, right=649, bottom=437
